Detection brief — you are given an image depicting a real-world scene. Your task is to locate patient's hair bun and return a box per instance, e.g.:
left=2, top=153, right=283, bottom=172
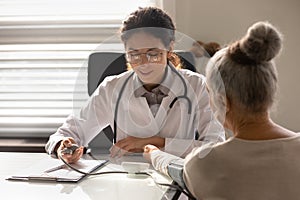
left=239, top=21, right=283, bottom=63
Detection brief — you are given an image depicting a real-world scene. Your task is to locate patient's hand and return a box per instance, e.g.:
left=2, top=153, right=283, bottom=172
left=143, top=144, right=159, bottom=162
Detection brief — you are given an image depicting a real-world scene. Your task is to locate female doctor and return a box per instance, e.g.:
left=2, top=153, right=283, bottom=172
left=45, top=7, right=225, bottom=163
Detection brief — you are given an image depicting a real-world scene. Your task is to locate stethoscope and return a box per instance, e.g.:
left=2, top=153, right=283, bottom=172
left=113, top=61, right=192, bottom=144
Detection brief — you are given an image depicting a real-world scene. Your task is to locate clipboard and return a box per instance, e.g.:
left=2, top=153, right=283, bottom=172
left=6, top=157, right=108, bottom=183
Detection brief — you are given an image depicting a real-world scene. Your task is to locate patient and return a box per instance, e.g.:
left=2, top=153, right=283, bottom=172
left=144, top=21, right=300, bottom=199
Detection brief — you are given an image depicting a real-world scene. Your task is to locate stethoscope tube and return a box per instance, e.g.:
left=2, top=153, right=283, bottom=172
left=113, top=72, right=134, bottom=144
left=113, top=63, right=192, bottom=144
left=168, top=63, right=192, bottom=114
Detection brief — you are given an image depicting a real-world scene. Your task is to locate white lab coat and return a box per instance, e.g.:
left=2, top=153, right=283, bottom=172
left=45, top=65, right=225, bottom=157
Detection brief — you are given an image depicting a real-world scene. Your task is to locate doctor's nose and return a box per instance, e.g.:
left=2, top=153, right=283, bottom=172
left=135, top=54, right=152, bottom=65
left=131, top=56, right=152, bottom=68
left=141, top=55, right=149, bottom=64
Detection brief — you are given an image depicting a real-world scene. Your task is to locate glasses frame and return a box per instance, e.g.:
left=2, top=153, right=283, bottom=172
left=125, top=49, right=165, bottom=65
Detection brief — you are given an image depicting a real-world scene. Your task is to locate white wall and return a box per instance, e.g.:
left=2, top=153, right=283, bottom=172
left=173, top=0, right=300, bottom=131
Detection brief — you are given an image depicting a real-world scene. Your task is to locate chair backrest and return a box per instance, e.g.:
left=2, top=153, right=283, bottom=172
left=176, top=51, right=197, bottom=72
left=87, top=51, right=196, bottom=96
left=88, top=52, right=126, bottom=96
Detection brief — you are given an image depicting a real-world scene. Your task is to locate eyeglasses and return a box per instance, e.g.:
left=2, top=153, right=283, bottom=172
left=126, top=50, right=164, bottom=65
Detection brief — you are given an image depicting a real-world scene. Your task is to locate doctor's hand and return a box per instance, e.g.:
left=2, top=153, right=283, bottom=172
left=110, top=136, right=165, bottom=158
left=57, top=137, right=84, bottom=164
left=143, top=144, right=159, bottom=162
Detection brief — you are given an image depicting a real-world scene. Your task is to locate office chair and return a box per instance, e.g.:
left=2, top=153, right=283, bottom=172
left=86, top=51, right=196, bottom=151
left=86, top=52, right=126, bottom=152
left=175, top=51, right=197, bottom=72
left=88, top=52, right=127, bottom=96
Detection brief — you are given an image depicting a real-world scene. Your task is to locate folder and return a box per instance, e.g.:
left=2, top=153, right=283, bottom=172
left=6, top=156, right=108, bottom=183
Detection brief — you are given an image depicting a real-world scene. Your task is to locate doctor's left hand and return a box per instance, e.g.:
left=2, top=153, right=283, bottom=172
left=110, top=136, right=165, bottom=158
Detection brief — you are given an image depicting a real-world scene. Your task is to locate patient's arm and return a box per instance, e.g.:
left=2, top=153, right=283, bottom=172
left=143, top=145, right=186, bottom=189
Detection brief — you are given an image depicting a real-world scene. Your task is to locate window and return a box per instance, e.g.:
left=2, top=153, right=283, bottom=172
left=0, top=0, right=155, bottom=138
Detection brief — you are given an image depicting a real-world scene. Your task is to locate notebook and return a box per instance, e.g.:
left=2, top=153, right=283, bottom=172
left=6, top=157, right=108, bottom=183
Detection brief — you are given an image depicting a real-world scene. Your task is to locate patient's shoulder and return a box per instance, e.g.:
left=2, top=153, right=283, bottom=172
left=185, top=139, right=232, bottom=165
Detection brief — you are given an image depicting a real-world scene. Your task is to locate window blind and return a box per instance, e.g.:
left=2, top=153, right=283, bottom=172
left=0, top=0, right=154, bottom=138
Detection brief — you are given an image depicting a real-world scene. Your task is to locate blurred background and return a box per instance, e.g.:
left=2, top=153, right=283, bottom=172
left=0, top=0, right=298, bottom=148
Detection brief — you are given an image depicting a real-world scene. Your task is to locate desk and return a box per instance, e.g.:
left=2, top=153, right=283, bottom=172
left=0, top=152, right=177, bottom=200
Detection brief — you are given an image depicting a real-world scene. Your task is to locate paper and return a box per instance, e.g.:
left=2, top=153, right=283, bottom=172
left=6, top=156, right=108, bottom=182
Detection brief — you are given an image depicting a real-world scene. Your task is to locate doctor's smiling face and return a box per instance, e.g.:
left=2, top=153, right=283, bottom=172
left=125, top=31, right=170, bottom=88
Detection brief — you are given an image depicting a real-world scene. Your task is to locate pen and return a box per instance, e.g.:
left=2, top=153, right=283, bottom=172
left=8, top=176, right=58, bottom=182
left=44, top=164, right=66, bottom=173
left=29, top=176, right=58, bottom=181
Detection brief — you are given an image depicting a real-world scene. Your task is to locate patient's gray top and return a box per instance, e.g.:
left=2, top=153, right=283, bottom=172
left=184, top=134, right=300, bottom=200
